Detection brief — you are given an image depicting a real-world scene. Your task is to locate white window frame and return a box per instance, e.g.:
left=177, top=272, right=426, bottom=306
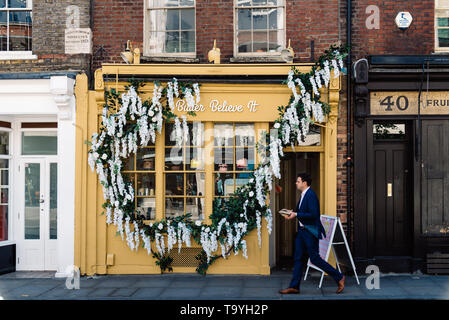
left=435, top=0, right=449, bottom=52
left=0, top=127, right=12, bottom=244
left=0, top=0, right=36, bottom=60
left=143, top=0, right=196, bottom=57
left=233, top=0, right=286, bottom=57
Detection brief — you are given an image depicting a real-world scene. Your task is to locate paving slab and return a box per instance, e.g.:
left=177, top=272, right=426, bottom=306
left=131, top=287, right=166, bottom=298
left=159, top=288, right=202, bottom=299
left=169, top=279, right=207, bottom=288
left=199, top=286, right=242, bottom=299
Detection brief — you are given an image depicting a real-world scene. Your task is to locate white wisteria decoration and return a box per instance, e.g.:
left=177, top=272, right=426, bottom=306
left=87, top=45, right=348, bottom=275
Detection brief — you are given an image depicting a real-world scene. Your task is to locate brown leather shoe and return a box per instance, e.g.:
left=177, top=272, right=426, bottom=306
left=279, top=287, right=299, bottom=294
left=336, top=275, right=345, bottom=294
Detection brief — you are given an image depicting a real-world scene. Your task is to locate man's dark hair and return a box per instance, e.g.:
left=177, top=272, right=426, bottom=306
left=297, top=173, right=312, bottom=186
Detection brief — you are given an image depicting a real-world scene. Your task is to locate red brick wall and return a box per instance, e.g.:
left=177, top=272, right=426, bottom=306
left=92, top=0, right=343, bottom=68
left=352, top=0, right=435, bottom=60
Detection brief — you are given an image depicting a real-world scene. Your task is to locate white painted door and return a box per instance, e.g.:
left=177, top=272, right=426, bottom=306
left=16, top=159, right=58, bottom=270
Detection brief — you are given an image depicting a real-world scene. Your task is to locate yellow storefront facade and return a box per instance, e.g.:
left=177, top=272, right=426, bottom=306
left=73, top=63, right=342, bottom=276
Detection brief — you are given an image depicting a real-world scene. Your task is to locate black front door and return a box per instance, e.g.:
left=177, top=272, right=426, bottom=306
left=369, top=122, right=413, bottom=256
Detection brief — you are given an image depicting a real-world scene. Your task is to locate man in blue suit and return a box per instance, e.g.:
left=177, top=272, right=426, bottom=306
left=279, top=173, right=345, bottom=294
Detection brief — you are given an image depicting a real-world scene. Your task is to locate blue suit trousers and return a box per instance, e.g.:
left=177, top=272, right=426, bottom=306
left=289, top=227, right=343, bottom=289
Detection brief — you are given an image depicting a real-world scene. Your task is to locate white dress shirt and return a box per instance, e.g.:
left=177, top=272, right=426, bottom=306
left=297, top=187, right=310, bottom=227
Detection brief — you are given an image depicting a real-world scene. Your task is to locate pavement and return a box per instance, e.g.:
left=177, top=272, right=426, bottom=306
left=0, top=270, right=448, bottom=300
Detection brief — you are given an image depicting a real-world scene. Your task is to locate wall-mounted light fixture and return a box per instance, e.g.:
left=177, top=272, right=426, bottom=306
left=120, top=40, right=141, bottom=64
left=208, top=40, right=221, bottom=64
left=281, top=39, right=295, bottom=63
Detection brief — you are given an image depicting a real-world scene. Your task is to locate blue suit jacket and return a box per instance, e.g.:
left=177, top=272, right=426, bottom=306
left=296, top=188, right=326, bottom=240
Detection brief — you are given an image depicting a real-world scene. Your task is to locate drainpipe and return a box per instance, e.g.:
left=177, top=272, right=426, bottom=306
left=346, top=0, right=352, bottom=245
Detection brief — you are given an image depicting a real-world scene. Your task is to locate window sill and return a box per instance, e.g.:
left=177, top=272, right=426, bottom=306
left=0, top=240, right=15, bottom=247
left=0, top=52, right=37, bottom=61
left=141, top=56, right=199, bottom=63
left=230, top=56, right=288, bottom=63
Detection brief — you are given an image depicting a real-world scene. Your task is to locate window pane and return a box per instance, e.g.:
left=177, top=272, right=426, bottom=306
left=137, top=197, right=156, bottom=220
left=0, top=131, right=9, bottom=155
left=136, top=148, right=155, bottom=170
left=269, top=8, right=282, bottom=29
left=186, top=197, right=204, bottom=220
left=186, top=147, right=204, bottom=170
left=373, top=123, right=406, bottom=140
left=237, top=30, right=251, bottom=53
left=267, top=0, right=281, bottom=5
left=180, top=0, right=194, bottom=6
left=0, top=12, right=7, bottom=51
left=269, top=29, right=283, bottom=52
left=437, top=0, right=449, bottom=8
left=235, top=147, right=255, bottom=171
left=438, top=17, right=449, bottom=27
left=166, top=9, right=179, bottom=30
left=24, top=163, right=40, bottom=240
left=22, top=131, right=57, bottom=155
left=123, top=155, right=135, bottom=171
left=0, top=0, right=5, bottom=7
left=438, top=29, right=449, bottom=47
left=165, top=197, right=184, bottom=218
left=165, top=123, right=177, bottom=146
left=165, top=31, right=180, bottom=52
left=253, top=0, right=267, bottom=5
left=214, top=147, right=234, bottom=171
left=215, top=172, right=233, bottom=196
left=188, top=122, right=204, bottom=146
left=253, top=8, right=268, bottom=29
left=136, top=173, right=155, bottom=196
left=214, top=123, right=234, bottom=146
left=238, top=9, right=251, bottom=30
left=149, top=9, right=166, bottom=32
left=0, top=205, right=7, bottom=241
left=253, top=30, right=268, bottom=52
left=237, top=0, right=251, bottom=7
left=165, top=147, right=184, bottom=170
left=181, top=8, right=194, bottom=29
left=9, top=11, right=32, bottom=51
left=235, top=123, right=255, bottom=146
left=49, top=163, right=57, bottom=240
left=152, top=0, right=179, bottom=7
left=180, top=30, right=195, bottom=52
left=165, top=173, right=184, bottom=195
left=8, top=0, right=26, bottom=8
left=1, top=188, right=8, bottom=204
left=235, top=173, right=251, bottom=191
left=1, top=168, right=8, bottom=186
left=186, top=172, right=205, bottom=196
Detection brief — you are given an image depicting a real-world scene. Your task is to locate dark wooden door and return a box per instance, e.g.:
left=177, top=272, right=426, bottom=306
left=421, top=120, right=449, bottom=235
left=372, top=135, right=413, bottom=256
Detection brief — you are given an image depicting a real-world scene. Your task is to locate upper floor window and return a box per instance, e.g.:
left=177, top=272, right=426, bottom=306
left=234, top=0, right=285, bottom=56
left=145, top=0, right=196, bottom=56
left=436, top=0, right=449, bottom=51
left=0, top=0, right=32, bottom=52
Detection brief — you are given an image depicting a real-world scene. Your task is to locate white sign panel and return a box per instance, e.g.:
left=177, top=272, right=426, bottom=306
left=65, top=28, right=92, bottom=54
left=395, top=12, right=413, bottom=29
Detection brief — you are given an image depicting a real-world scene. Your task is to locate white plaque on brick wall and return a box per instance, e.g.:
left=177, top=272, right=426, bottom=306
left=65, top=28, right=92, bottom=54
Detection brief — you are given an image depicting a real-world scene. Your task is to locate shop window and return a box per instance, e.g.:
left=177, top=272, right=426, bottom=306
left=234, top=0, right=285, bottom=56
left=373, top=123, right=406, bottom=140
left=164, top=121, right=205, bottom=220
left=0, top=0, right=32, bottom=52
left=214, top=123, right=255, bottom=207
left=123, top=142, right=157, bottom=220
left=145, top=0, right=196, bottom=56
left=0, top=130, right=10, bottom=242
left=21, top=131, right=57, bottom=155
left=436, top=0, right=449, bottom=51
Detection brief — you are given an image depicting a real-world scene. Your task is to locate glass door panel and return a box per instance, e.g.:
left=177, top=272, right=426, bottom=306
left=24, top=162, right=40, bottom=240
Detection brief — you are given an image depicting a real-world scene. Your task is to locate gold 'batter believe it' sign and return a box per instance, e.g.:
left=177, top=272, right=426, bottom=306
left=371, top=91, right=449, bottom=115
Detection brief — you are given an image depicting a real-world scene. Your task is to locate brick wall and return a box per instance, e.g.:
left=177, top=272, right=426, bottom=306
left=92, top=0, right=344, bottom=68
left=351, top=0, right=434, bottom=60
left=0, top=0, right=91, bottom=73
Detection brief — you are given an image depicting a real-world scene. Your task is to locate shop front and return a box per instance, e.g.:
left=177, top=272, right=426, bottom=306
left=74, top=64, right=342, bottom=275
left=0, top=73, right=77, bottom=277
left=353, top=56, right=449, bottom=273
